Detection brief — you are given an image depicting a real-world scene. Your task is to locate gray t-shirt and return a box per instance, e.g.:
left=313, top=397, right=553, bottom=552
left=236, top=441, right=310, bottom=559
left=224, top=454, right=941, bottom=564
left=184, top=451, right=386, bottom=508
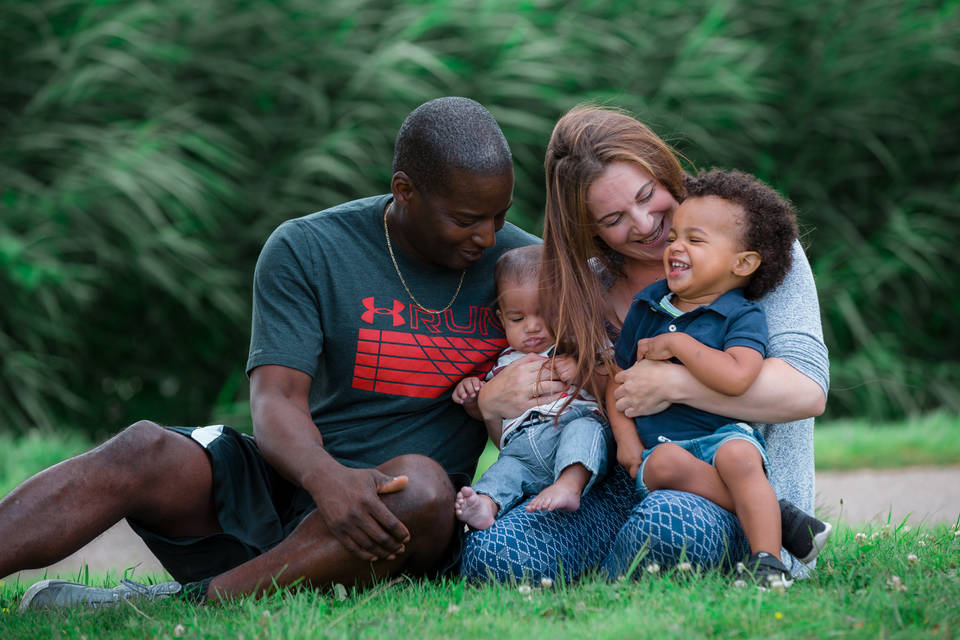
left=246, top=194, right=539, bottom=479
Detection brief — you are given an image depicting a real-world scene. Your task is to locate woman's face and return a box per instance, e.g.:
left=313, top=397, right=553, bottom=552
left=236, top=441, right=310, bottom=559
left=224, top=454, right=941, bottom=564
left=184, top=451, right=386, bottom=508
left=586, top=162, right=679, bottom=265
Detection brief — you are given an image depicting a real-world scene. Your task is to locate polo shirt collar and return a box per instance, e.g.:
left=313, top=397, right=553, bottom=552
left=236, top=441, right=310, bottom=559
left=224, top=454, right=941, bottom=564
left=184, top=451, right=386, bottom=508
left=634, top=279, right=749, bottom=318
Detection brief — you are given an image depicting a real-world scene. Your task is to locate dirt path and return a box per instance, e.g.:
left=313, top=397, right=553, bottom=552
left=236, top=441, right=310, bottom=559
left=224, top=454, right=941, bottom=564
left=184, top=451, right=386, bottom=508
left=9, top=466, right=960, bottom=582
left=815, top=465, right=960, bottom=528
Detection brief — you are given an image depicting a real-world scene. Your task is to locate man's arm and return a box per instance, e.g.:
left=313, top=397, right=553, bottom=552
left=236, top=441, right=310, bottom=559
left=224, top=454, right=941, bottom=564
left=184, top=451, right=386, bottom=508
left=636, top=333, right=763, bottom=396
left=250, top=364, right=410, bottom=562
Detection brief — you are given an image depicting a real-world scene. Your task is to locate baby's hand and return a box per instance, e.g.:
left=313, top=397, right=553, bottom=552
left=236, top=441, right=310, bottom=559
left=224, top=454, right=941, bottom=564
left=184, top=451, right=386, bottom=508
left=453, top=377, right=484, bottom=405
left=636, top=335, right=676, bottom=361
left=549, top=354, right=579, bottom=385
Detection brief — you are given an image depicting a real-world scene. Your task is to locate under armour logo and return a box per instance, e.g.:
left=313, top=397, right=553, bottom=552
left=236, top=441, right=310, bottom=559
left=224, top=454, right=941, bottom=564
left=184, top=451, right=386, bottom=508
left=361, top=297, right=406, bottom=326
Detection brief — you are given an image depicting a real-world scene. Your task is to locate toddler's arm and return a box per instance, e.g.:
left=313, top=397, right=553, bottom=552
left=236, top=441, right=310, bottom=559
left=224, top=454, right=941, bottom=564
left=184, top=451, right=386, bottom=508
left=637, top=333, right=763, bottom=396
left=605, top=372, right=644, bottom=478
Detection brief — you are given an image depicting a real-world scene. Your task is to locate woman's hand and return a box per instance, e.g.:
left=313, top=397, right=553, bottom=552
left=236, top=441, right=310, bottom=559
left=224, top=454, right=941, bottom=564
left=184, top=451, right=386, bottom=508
left=614, top=356, right=826, bottom=423
left=477, top=353, right=567, bottom=422
left=613, top=358, right=680, bottom=417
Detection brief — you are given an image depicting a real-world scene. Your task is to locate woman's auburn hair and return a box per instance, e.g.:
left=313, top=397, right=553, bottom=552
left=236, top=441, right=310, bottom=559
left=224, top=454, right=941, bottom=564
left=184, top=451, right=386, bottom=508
left=540, top=105, right=687, bottom=408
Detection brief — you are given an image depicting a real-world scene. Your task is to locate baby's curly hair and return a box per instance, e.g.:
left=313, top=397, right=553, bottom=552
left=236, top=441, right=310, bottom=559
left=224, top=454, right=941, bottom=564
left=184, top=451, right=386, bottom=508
left=684, top=169, right=798, bottom=299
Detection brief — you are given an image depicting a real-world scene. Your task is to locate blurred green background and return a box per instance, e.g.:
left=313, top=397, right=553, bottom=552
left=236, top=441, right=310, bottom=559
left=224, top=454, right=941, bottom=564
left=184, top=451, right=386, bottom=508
left=2, top=0, right=958, bottom=437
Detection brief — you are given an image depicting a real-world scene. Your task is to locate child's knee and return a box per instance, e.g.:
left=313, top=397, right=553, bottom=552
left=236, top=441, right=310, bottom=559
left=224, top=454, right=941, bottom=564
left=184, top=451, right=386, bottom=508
left=714, top=439, right=764, bottom=478
left=643, top=443, right=692, bottom=488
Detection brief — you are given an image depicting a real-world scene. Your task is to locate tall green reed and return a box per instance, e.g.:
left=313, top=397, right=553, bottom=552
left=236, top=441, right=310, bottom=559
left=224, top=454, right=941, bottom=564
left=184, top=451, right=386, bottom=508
left=1, top=0, right=957, bottom=434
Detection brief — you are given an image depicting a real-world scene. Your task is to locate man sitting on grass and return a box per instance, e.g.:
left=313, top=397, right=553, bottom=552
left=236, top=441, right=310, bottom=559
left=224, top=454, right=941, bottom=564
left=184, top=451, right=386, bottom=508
left=2, top=96, right=541, bottom=609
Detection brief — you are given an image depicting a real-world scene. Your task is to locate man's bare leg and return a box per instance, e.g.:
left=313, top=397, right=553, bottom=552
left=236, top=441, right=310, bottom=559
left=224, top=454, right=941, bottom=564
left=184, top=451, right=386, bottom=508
left=206, top=454, right=456, bottom=600
left=526, top=463, right=590, bottom=513
left=0, top=420, right=220, bottom=579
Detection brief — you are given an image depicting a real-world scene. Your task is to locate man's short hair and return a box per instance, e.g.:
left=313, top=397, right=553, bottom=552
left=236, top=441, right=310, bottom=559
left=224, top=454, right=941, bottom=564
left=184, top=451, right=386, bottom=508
left=393, top=97, right=513, bottom=194
left=684, top=169, right=799, bottom=299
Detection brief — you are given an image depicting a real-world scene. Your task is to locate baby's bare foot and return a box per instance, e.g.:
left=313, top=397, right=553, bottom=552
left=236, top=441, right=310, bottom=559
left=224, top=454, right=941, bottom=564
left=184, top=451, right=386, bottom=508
left=455, top=486, right=498, bottom=530
left=526, top=482, right=581, bottom=513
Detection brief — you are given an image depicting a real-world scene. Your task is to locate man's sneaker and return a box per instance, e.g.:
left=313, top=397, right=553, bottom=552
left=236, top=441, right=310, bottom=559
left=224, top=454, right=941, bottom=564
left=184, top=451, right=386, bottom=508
left=780, top=498, right=833, bottom=563
left=19, top=578, right=182, bottom=611
left=738, top=552, right=794, bottom=589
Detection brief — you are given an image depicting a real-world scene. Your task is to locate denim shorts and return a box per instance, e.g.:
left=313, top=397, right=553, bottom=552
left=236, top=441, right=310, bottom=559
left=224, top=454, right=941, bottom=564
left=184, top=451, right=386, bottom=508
left=635, top=422, right=769, bottom=499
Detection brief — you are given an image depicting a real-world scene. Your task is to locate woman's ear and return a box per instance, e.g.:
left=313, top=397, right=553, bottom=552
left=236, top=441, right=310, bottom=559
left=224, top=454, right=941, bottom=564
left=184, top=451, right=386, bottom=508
left=733, top=251, right=761, bottom=277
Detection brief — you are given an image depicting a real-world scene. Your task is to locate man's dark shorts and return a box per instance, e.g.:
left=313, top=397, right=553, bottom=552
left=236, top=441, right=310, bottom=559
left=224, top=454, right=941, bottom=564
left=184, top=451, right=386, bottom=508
left=128, top=425, right=467, bottom=584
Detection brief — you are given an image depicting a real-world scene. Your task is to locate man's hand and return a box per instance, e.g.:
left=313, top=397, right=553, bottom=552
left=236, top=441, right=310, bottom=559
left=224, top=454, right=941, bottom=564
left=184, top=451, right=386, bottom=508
left=453, top=377, right=484, bottom=405
left=306, top=462, right=412, bottom=563
left=250, top=364, right=412, bottom=563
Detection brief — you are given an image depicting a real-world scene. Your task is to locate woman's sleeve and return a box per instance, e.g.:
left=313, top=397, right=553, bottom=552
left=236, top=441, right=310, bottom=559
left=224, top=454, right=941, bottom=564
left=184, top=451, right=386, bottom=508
left=758, top=240, right=830, bottom=396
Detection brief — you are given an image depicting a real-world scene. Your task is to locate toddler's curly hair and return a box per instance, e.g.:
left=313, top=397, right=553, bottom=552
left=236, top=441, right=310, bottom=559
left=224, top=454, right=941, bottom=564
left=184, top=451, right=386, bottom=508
left=684, top=169, right=798, bottom=299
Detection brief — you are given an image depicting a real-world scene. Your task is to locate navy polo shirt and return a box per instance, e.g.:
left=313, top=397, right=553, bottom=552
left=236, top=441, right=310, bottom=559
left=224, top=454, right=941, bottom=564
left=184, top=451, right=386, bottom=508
left=614, top=280, right=768, bottom=448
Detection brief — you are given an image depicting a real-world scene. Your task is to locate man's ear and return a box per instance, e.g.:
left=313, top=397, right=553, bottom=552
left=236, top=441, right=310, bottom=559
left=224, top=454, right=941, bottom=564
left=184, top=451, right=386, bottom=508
left=391, top=171, right=416, bottom=207
left=733, top=251, right=761, bottom=277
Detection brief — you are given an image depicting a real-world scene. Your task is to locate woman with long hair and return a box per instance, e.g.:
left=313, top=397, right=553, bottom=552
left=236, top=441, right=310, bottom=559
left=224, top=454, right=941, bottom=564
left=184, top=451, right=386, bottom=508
left=461, top=105, right=828, bottom=580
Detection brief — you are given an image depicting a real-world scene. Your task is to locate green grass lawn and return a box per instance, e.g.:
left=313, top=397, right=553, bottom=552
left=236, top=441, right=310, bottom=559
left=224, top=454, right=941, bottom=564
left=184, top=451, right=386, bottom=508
left=812, top=411, right=960, bottom=471
left=1, top=522, right=958, bottom=639
left=1, top=414, right=958, bottom=637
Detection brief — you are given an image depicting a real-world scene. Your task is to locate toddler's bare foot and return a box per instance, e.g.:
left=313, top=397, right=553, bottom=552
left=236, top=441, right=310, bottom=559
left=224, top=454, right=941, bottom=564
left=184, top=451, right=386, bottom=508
left=455, top=486, right=498, bottom=530
left=526, top=482, right=581, bottom=513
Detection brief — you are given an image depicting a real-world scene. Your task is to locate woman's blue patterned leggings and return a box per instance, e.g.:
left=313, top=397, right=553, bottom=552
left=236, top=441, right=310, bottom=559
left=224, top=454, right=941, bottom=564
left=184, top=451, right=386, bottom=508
left=460, top=466, right=750, bottom=582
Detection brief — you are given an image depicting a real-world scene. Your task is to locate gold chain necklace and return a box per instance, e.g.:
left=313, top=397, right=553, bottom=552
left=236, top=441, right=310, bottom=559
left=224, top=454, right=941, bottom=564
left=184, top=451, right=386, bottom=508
left=383, top=203, right=466, bottom=314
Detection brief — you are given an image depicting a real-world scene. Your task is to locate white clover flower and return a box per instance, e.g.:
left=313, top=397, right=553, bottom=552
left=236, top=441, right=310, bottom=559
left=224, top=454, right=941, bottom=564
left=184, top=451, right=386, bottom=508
left=886, top=576, right=907, bottom=592
left=736, top=561, right=747, bottom=574
left=902, top=525, right=912, bottom=533
left=518, top=585, right=532, bottom=595
left=871, top=532, right=881, bottom=540
left=540, top=577, right=554, bottom=589
left=677, top=561, right=693, bottom=572
left=173, top=624, right=186, bottom=638
left=855, top=533, right=867, bottom=544
left=918, top=540, right=927, bottom=547
left=733, top=579, right=747, bottom=588
left=645, top=563, right=660, bottom=575
left=446, top=604, right=461, bottom=614
left=954, top=529, right=960, bottom=538
left=908, top=554, right=919, bottom=564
